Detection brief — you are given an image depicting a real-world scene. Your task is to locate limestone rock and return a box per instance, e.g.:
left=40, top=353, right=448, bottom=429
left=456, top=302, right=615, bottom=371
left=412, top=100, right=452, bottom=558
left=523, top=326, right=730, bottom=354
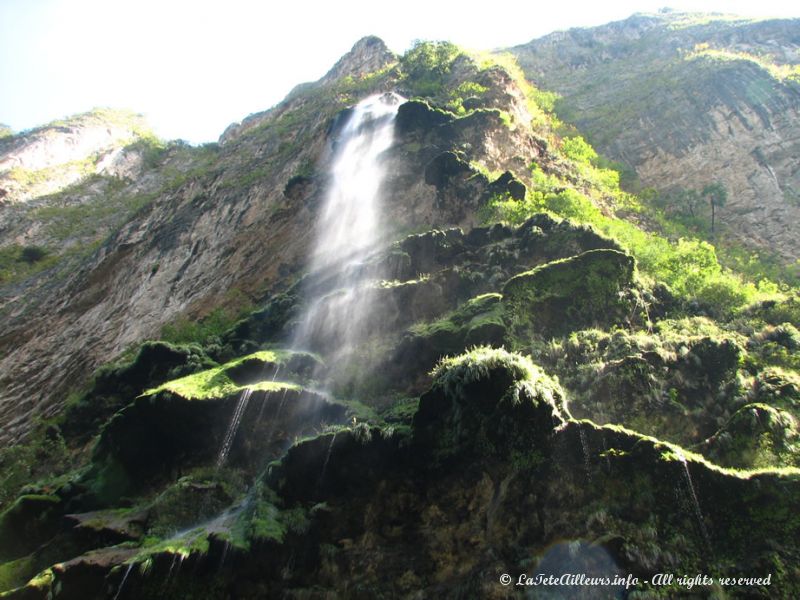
left=510, top=12, right=800, bottom=262
left=502, top=248, right=637, bottom=336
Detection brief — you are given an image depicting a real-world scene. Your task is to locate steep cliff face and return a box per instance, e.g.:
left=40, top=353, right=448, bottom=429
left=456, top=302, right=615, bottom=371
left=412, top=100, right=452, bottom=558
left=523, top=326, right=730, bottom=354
left=0, top=110, right=150, bottom=205
left=0, top=38, right=539, bottom=442
left=1, top=30, right=799, bottom=600
left=510, top=12, right=800, bottom=262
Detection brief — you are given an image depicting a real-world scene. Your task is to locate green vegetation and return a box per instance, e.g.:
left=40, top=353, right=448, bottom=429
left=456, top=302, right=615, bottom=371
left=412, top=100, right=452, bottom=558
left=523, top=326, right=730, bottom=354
left=0, top=137, right=220, bottom=291
left=561, top=135, right=598, bottom=164
left=701, top=181, right=728, bottom=234
left=430, top=346, right=556, bottom=406
left=445, top=81, right=488, bottom=114
left=3, top=28, right=800, bottom=598
left=482, top=157, right=783, bottom=318
left=0, top=244, right=60, bottom=284
left=396, top=41, right=559, bottom=131
left=144, top=350, right=301, bottom=400
left=686, top=44, right=800, bottom=83
left=503, top=249, right=637, bottom=335
left=398, top=40, right=464, bottom=97
left=41, top=107, right=152, bottom=138
left=6, top=156, right=96, bottom=190
left=161, top=291, right=255, bottom=348
left=409, top=293, right=506, bottom=345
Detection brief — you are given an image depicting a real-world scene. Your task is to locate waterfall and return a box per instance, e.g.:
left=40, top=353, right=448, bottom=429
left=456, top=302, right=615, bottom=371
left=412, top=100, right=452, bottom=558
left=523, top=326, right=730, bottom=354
left=293, top=92, right=404, bottom=363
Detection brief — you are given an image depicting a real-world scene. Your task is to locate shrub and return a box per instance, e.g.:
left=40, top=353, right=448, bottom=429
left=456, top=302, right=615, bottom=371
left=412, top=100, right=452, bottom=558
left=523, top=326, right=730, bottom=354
left=18, top=246, right=48, bottom=264
left=561, top=136, right=598, bottom=164
left=399, top=41, right=464, bottom=97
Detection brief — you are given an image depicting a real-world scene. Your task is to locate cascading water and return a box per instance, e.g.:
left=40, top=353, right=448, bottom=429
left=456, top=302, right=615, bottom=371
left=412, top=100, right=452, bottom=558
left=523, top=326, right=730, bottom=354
left=292, top=92, right=404, bottom=365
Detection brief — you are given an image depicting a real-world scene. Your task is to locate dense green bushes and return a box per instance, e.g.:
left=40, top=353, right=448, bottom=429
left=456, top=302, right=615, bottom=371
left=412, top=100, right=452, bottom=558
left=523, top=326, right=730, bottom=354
left=483, top=167, right=776, bottom=318
left=398, top=41, right=464, bottom=97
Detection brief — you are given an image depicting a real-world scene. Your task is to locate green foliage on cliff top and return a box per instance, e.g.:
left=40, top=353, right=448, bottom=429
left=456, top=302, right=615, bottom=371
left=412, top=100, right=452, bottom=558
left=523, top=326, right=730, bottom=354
left=39, top=107, right=153, bottom=138
left=399, top=40, right=464, bottom=97
left=686, top=44, right=800, bottom=83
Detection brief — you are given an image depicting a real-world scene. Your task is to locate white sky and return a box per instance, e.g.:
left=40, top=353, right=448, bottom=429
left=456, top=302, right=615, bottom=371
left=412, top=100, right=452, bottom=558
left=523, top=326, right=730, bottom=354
left=1, top=0, right=797, bottom=144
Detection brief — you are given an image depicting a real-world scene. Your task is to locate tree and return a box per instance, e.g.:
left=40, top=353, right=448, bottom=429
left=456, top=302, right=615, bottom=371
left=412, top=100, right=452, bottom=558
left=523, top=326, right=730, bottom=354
left=678, top=188, right=702, bottom=218
left=561, top=136, right=598, bottom=165
left=400, top=41, right=463, bottom=96
left=702, top=182, right=727, bottom=234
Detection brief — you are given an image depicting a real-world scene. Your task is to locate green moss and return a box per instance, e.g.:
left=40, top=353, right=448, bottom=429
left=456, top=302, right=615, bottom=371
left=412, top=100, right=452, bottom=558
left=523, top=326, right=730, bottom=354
left=398, top=41, right=465, bottom=97
left=138, top=530, right=211, bottom=560
left=0, top=427, right=73, bottom=511
left=61, top=340, right=216, bottom=443
left=704, top=403, right=799, bottom=469
left=410, top=293, right=505, bottom=340
left=0, top=554, right=36, bottom=592
left=539, top=323, right=756, bottom=451
left=144, top=350, right=303, bottom=400
left=380, top=397, right=420, bottom=424
left=415, top=347, right=568, bottom=463
left=0, top=244, right=61, bottom=285
left=146, top=470, right=244, bottom=536
left=503, top=249, right=636, bottom=336
left=161, top=290, right=255, bottom=347
left=246, top=499, right=286, bottom=544
left=0, top=495, right=62, bottom=561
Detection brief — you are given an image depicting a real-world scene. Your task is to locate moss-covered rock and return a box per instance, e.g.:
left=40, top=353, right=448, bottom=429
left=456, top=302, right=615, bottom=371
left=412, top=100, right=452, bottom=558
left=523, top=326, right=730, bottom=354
left=0, top=495, right=62, bottom=561
left=61, top=342, right=216, bottom=445
left=394, top=99, right=451, bottom=133
left=542, top=327, right=749, bottom=450
left=270, top=425, right=406, bottom=503
left=63, top=508, right=147, bottom=546
left=413, top=347, right=567, bottom=462
left=751, top=367, right=800, bottom=409
left=701, top=403, right=799, bottom=468
left=395, top=228, right=466, bottom=276
left=423, top=151, right=476, bottom=188
left=86, top=382, right=345, bottom=501
left=223, top=292, right=300, bottom=355
left=488, top=170, right=527, bottom=200
left=503, top=248, right=637, bottom=336
left=84, top=352, right=347, bottom=502
left=393, top=294, right=508, bottom=384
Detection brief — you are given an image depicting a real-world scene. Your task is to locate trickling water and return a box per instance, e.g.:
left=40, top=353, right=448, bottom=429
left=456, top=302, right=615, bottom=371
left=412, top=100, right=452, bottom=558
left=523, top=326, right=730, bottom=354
left=262, top=387, right=291, bottom=444
left=600, top=434, right=611, bottom=472
left=293, top=92, right=404, bottom=362
left=217, top=387, right=254, bottom=468
left=676, top=450, right=711, bottom=548
left=578, top=427, right=592, bottom=481
left=218, top=540, right=230, bottom=569
left=317, top=431, right=338, bottom=490
left=256, top=366, right=282, bottom=423
left=113, top=563, right=135, bottom=600
left=163, top=554, right=178, bottom=589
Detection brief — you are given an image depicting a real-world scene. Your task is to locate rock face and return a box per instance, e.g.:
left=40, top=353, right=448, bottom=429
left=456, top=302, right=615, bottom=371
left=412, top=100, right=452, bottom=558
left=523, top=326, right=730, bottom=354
left=0, top=38, right=541, bottom=443
left=0, top=110, right=149, bottom=204
left=509, top=11, right=800, bottom=262
left=502, top=248, right=637, bottom=336
left=319, top=36, right=396, bottom=84
left=4, top=350, right=798, bottom=598
left=1, top=30, right=800, bottom=599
